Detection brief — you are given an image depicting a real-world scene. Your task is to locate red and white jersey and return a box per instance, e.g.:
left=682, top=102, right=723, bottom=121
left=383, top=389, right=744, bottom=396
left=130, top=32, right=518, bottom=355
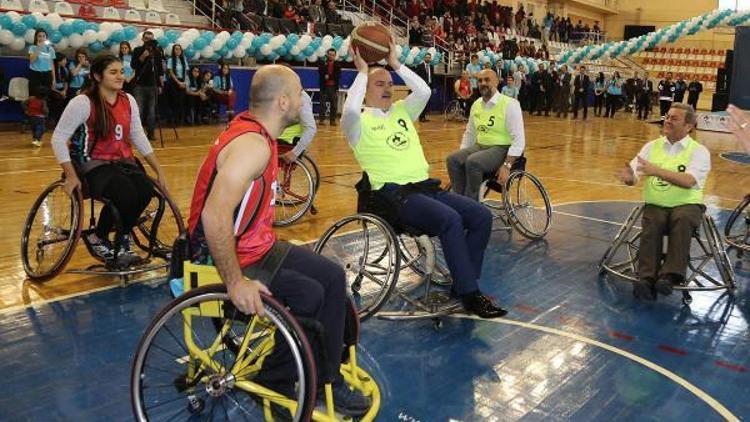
left=69, top=91, right=135, bottom=163
left=188, top=113, right=278, bottom=268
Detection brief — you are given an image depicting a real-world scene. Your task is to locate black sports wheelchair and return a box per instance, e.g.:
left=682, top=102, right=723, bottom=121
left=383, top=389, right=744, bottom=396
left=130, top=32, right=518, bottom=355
left=21, top=159, right=184, bottom=283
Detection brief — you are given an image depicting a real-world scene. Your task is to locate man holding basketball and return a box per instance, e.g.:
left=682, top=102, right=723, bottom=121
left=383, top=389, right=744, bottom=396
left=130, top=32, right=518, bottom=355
left=341, top=35, right=507, bottom=319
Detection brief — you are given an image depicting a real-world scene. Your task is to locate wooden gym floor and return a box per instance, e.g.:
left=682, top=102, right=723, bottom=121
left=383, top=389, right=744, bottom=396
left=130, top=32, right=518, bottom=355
left=0, top=111, right=747, bottom=312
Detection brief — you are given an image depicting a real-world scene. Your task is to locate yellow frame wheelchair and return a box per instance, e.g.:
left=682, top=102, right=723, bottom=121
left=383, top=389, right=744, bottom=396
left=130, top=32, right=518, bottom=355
left=599, top=204, right=736, bottom=305
left=20, top=164, right=184, bottom=283
left=130, top=262, right=381, bottom=421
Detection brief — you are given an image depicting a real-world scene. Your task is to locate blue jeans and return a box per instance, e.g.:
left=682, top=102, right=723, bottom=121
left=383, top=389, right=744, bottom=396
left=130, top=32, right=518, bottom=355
left=383, top=186, right=493, bottom=296
left=30, top=116, right=45, bottom=140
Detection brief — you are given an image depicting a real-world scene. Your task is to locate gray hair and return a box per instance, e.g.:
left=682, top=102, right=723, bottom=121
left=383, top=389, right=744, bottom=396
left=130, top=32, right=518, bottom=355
left=670, top=103, right=697, bottom=126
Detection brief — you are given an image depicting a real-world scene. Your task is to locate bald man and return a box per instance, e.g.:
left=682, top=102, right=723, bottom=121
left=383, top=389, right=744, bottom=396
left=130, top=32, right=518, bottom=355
left=188, top=65, right=370, bottom=417
left=447, top=69, right=526, bottom=201
left=341, top=40, right=507, bottom=319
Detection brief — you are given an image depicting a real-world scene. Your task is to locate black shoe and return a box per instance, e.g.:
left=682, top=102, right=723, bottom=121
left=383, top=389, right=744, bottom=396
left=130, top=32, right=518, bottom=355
left=462, top=292, right=508, bottom=318
left=633, top=278, right=657, bottom=301
left=655, top=274, right=681, bottom=296
left=319, top=378, right=371, bottom=417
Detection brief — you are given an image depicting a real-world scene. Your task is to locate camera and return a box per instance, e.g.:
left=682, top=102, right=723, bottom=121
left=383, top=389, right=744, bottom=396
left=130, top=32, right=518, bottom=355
left=144, top=39, right=159, bottom=50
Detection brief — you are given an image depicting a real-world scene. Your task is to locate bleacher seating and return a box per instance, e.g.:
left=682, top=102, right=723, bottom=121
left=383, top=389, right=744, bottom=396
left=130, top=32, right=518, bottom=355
left=165, top=12, right=181, bottom=25
left=102, top=6, right=121, bottom=19
left=53, top=0, right=74, bottom=14
left=145, top=10, right=161, bottom=23
left=124, top=8, right=142, bottom=21
left=28, top=0, right=50, bottom=13
left=129, top=0, right=147, bottom=10
left=147, top=0, right=167, bottom=13
left=1, top=0, right=24, bottom=11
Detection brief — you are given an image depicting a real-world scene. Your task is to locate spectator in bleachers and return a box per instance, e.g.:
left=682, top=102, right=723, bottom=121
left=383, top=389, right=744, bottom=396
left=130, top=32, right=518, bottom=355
left=28, top=29, right=56, bottom=98
left=514, top=5, right=525, bottom=34
left=501, top=75, right=519, bottom=99
left=50, top=53, right=69, bottom=124
left=324, top=1, right=339, bottom=23
left=79, top=2, right=97, bottom=19
left=318, top=48, right=341, bottom=125
left=308, top=0, right=325, bottom=23
left=658, top=72, right=676, bottom=119
left=593, top=71, right=605, bottom=117
left=542, top=12, right=553, bottom=44
left=119, top=41, right=135, bottom=92
left=68, top=48, right=90, bottom=98
left=605, top=72, right=623, bottom=118
left=283, top=3, right=301, bottom=24
left=673, top=75, right=687, bottom=103
left=636, top=74, right=654, bottom=120
left=224, top=0, right=245, bottom=29
left=212, top=63, right=236, bottom=121
left=572, top=66, right=590, bottom=120
left=131, top=31, right=164, bottom=140
left=166, top=44, right=189, bottom=126
left=465, top=54, right=482, bottom=96
left=22, top=86, right=49, bottom=148
left=687, top=78, right=703, bottom=111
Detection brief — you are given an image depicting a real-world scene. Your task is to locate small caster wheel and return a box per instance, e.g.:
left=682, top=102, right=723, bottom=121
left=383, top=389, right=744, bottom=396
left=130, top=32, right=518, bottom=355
left=682, top=294, right=692, bottom=306
left=310, top=206, right=318, bottom=215
left=186, top=394, right=205, bottom=414
left=432, top=318, right=443, bottom=330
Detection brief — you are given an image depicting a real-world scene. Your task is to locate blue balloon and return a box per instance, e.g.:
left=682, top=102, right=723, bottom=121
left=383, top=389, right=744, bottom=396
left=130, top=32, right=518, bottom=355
left=276, top=46, right=288, bottom=56
left=293, top=54, right=305, bottom=61
left=246, top=45, right=256, bottom=54
left=59, top=22, right=73, bottom=36
left=21, top=14, right=36, bottom=28
left=72, top=19, right=87, bottom=34
left=49, top=30, right=62, bottom=43
left=303, top=46, right=314, bottom=56
left=251, top=37, right=263, bottom=48
left=226, top=38, right=239, bottom=49
left=211, top=53, right=220, bottom=60
left=110, top=30, right=123, bottom=42
left=232, top=30, right=243, bottom=39
left=185, top=47, right=195, bottom=57
left=157, top=37, right=168, bottom=48
left=124, top=26, right=137, bottom=40
left=38, top=22, right=52, bottom=33
left=193, top=37, right=207, bottom=50
left=87, top=22, right=99, bottom=32
left=218, top=46, right=229, bottom=56
left=203, top=31, right=215, bottom=40
left=0, top=15, right=11, bottom=29
left=89, top=41, right=103, bottom=53
left=12, top=22, right=26, bottom=36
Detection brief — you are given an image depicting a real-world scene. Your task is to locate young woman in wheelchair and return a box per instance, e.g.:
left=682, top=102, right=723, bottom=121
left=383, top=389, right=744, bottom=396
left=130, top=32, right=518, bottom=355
left=50, top=54, right=168, bottom=267
left=447, top=69, right=526, bottom=202
left=187, top=65, right=369, bottom=417
left=341, top=38, right=507, bottom=319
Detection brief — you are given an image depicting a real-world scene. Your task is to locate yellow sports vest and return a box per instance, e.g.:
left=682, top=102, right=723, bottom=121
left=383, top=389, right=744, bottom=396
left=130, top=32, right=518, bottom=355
left=643, top=137, right=704, bottom=208
left=278, top=123, right=303, bottom=144
left=470, top=94, right=513, bottom=146
left=353, top=101, right=429, bottom=190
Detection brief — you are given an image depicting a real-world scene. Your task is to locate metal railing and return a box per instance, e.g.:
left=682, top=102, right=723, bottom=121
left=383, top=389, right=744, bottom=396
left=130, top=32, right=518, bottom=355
left=338, top=0, right=408, bottom=40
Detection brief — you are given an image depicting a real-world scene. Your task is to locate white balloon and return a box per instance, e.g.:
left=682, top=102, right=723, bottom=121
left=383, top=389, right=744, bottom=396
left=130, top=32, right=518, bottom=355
left=165, top=44, right=173, bottom=56
left=308, top=54, right=318, bottom=63
left=96, top=30, right=109, bottom=43
left=270, top=35, right=285, bottom=48
left=151, top=28, right=164, bottom=39
left=225, top=51, right=233, bottom=59
left=405, top=56, right=414, bottom=65
left=111, top=22, right=123, bottom=31
left=83, top=30, right=97, bottom=44
left=176, top=36, right=188, bottom=47
left=6, top=11, right=21, bottom=22
left=0, top=30, right=13, bottom=45
left=55, top=37, right=69, bottom=50
left=24, top=29, right=35, bottom=44
left=69, top=34, right=84, bottom=49
left=410, top=47, right=419, bottom=55
left=110, top=44, right=120, bottom=54
left=427, top=47, right=436, bottom=55
left=210, top=38, right=223, bottom=49
left=234, top=48, right=246, bottom=58
left=192, top=52, right=201, bottom=60
left=11, top=37, right=25, bottom=51
left=299, top=34, right=311, bottom=48
left=290, top=46, right=301, bottom=55
left=47, top=13, right=62, bottom=29
left=217, top=31, right=230, bottom=40
left=31, top=11, right=45, bottom=20
left=260, top=44, right=272, bottom=55
left=239, top=38, right=251, bottom=48
left=201, top=46, right=214, bottom=57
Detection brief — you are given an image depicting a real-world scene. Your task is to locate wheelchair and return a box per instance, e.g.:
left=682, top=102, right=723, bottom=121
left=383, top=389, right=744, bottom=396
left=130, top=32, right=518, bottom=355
left=724, top=193, right=750, bottom=256
left=274, top=141, right=321, bottom=227
left=443, top=99, right=468, bottom=122
left=599, top=204, right=736, bottom=305
left=20, top=162, right=184, bottom=283
left=130, top=262, right=380, bottom=421
left=314, top=175, right=469, bottom=329
left=447, top=156, right=553, bottom=240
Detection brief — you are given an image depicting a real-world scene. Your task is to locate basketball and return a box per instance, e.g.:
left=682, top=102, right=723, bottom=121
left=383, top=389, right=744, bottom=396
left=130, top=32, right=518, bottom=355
left=350, top=22, right=392, bottom=64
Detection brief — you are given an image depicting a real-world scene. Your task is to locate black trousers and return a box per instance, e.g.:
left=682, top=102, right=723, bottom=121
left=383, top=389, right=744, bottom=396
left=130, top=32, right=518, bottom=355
left=572, top=93, right=587, bottom=119
left=594, top=94, right=604, bottom=116
left=637, top=99, right=651, bottom=120
left=84, top=163, right=154, bottom=241
left=28, top=70, right=52, bottom=97
left=167, top=82, right=187, bottom=125
left=319, top=86, right=338, bottom=123
left=605, top=95, right=620, bottom=118
left=250, top=244, right=346, bottom=387
left=659, top=100, right=672, bottom=118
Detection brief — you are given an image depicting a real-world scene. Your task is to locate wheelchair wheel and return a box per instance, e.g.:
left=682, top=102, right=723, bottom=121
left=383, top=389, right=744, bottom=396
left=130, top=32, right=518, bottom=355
left=314, top=214, right=400, bottom=321
left=21, top=181, right=83, bottom=281
left=705, top=215, right=736, bottom=289
left=724, top=195, right=750, bottom=253
left=131, top=284, right=317, bottom=422
left=132, top=180, right=185, bottom=259
left=299, top=152, right=321, bottom=196
left=274, top=158, right=315, bottom=227
left=398, top=235, right=452, bottom=286
left=443, top=100, right=464, bottom=122
left=503, top=171, right=552, bottom=240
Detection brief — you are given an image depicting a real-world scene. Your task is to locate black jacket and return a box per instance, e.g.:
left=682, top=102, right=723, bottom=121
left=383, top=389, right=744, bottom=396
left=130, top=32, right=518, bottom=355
left=131, top=44, right=164, bottom=87
left=414, top=61, right=435, bottom=87
left=318, top=59, right=342, bottom=88
left=573, top=74, right=589, bottom=95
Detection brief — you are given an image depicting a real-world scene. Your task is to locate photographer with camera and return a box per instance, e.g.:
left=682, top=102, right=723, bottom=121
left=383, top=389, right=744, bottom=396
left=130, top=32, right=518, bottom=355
left=131, top=31, right=164, bottom=141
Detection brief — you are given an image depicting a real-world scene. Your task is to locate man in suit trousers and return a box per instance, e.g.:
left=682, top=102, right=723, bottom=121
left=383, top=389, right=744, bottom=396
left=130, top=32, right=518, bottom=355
left=572, top=65, right=590, bottom=120
left=318, top=48, right=341, bottom=125
left=415, top=53, right=435, bottom=122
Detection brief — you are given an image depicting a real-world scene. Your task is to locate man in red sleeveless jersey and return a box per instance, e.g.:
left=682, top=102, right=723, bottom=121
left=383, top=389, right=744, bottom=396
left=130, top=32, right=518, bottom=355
left=187, top=65, right=369, bottom=417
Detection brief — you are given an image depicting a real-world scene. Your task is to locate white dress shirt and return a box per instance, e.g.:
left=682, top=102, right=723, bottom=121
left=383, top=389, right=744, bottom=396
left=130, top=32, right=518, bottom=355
left=51, top=94, right=153, bottom=164
left=290, top=90, right=317, bottom=157
left=629, top=135, right=711, bottom=189
left=340, top=66, right=431, bottom=147
left=459, top=90, right=526, bottom=156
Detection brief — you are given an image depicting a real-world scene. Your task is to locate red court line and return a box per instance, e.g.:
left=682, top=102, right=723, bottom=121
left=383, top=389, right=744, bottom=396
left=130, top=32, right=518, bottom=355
left=609, top=331, right=635, bottom=341
left=714, top=360, right=748, bottom=373
left=658, top=344, right=689, bottom=356
left=514, top=303, right=541, bottom=314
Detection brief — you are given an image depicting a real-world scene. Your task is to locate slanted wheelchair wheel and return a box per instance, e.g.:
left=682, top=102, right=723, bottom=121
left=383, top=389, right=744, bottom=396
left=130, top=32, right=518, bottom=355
left=314, top=214, right=401, bottom=321
left=299, top=152, right=321, bottom=196
left=131, top=284, right=317, bottom=422
left=503, top=171, right=552, bottom=240
left=705, top=215, right=736, bottom=289
left=724, top=194, right=750, bottom=254
left=443, top=100, right=464, bottom=122
left=398, top=235, right=452, bottom=287
left=274, top=158, right=315, bottom=227
left=21, top=181, right=83, bottom=281
left=132, top=180, right=185, bottom=259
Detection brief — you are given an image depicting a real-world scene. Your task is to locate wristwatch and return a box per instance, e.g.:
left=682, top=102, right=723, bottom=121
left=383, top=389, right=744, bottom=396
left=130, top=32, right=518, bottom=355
left=503, top=162, right=512, bottom=169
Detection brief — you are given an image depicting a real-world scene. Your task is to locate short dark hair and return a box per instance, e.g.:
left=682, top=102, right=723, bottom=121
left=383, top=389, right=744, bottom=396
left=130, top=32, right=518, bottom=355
left=327, top=48, right=336, bottom=54
left=471, top=54, right=478, bottom=59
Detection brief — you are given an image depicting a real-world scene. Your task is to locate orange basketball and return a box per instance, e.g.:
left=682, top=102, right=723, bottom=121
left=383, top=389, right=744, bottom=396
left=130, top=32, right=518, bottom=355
left=351, top=22, right=392, bottom=64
